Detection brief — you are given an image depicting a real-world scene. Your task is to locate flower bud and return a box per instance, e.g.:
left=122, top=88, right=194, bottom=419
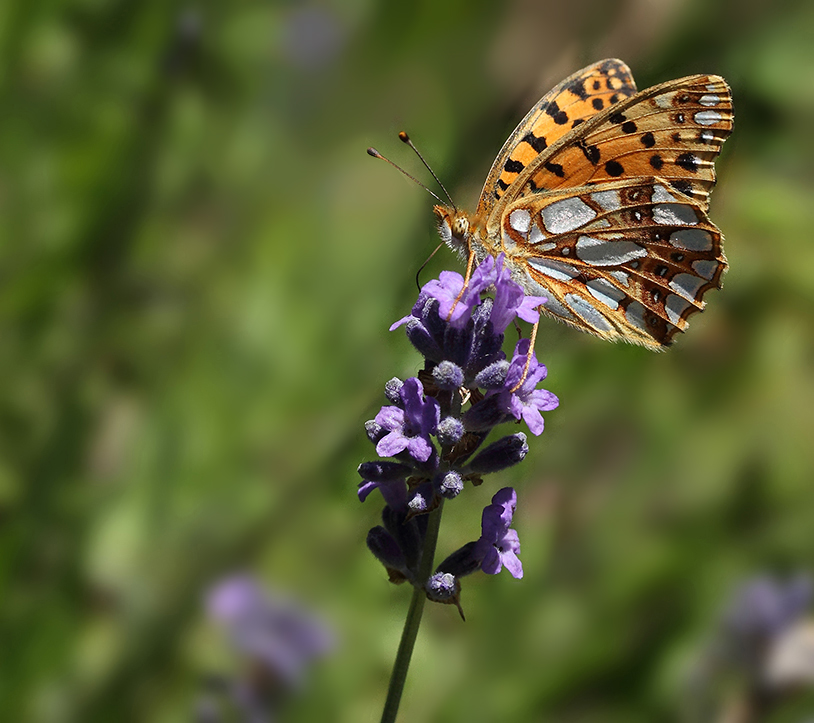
left=473, top=360, right=509, bottom=390
left=366, top=526, right=409, bottom=582
left=425, top=572, right=465, bottom=620
left=384, top=377, right=404, bottom=405
left=437, top=470, right=464, bottom=499
left=465, top=433, right=528, bottom=474
left=432, top=360, right=464, bottom=391
left=436, top=416, right=464, bottom=447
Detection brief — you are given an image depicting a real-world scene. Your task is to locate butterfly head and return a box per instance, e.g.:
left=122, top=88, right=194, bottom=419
left=434, top=205, right=472, bottom=257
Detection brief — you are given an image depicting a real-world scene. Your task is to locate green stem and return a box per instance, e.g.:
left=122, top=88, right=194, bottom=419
left=379, top=501, right=444, bottom=723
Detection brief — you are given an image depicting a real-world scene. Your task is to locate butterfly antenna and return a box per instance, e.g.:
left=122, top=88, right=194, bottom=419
left=415, top=241, right=444, bottom=291
left=398, top=131, right=457, bottom=211
left=366, top=147, right=444, bottom=204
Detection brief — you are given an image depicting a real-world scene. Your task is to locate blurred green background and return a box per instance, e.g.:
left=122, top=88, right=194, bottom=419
left=2, top=0, right=814, bottom=720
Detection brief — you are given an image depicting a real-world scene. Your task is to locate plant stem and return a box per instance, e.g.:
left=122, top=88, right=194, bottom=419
left=379, top=501, right=444, bottom=723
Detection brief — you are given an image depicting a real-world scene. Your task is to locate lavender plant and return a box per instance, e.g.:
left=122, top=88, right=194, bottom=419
left=357, top=254, right=558, bottom=721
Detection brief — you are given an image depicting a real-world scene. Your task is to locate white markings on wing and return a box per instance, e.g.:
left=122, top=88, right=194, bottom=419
left=528, top=258, right=579, bottom=281
left=541, top=295, right=577, bottom=322
left=509, top=209, right=531, bottom=235
left=564, top=294, right=613, bottom=332
left=625, top=301, right=648, bottom=331
left=669, top=273, right=705, bottom=301
left=652, top=185, right=680, bottom=204
left=586, top=278, right=626, bottom=310
left=669, top=228, right=713, bottom=251
left=528, top=224, right=548, bottom=245
left=665, top=294, right=692, bottom=324
left=608, top=270, right=630, bottom=287
left=695, top=110, right=723, bottom=126
left=541, top=197, right=597, bottom=234
left=575, top=236, right=647, bottom=266
left=590, top=189, right=621, bottom=212
left=653, top=203, right=699, bottom=226
left=691, top=258, right=718, bottom=280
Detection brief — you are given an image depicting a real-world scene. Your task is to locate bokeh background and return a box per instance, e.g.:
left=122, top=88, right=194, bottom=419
left=2, top=0, right=814, bottom=720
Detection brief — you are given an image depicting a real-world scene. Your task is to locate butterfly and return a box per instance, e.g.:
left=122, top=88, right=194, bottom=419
left=433, top=59, right=733, bottom=349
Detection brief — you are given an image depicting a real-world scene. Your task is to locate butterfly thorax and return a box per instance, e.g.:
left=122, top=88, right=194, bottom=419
left=434, top=205, right=488, bottom=262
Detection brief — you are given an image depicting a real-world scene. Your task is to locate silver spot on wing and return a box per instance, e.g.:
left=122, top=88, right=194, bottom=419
left=564, top=293, right=613, bottom=332
left=541, top=197, right=597, bottom=234
left=575, top=236, right=647, bottom=266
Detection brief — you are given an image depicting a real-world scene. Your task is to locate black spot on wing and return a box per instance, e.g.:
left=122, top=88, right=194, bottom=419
left=544, top=161, right=565, bottom=177
left=649, top=154, right=664, bottom=170
left=621, top=120, right=637, bottom=134
left=521, top=131, right=547, bottom=153
left=545, top=100, right=569, bottom=125
left=504, top=158, right=524, bottom=174
left=592, top=97, right=604, bottom=110
left=592, top=80, right=601, bottom=90
left=609, top=111, right=626, bottom=124
left=604, top=160, right=624, bottom=177
left=671, top=179, right=693, bottom=196
left=578, top=141, right=600, bottom=164
left=675, top=152, right=699, bottom=173
left=566, top=78, right=588, bottom=100
left=640, top=131, right=655, bottom=148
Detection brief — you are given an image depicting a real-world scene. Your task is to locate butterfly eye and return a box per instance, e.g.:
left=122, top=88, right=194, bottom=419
left=452, top=216, right=470, bottom=238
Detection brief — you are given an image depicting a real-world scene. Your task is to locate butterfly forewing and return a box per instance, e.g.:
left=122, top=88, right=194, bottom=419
left=493, top=75, right=733, bottom=223
left=497, top=177, right=727, bottom=349
left=477, top=59, right=638, bottom=218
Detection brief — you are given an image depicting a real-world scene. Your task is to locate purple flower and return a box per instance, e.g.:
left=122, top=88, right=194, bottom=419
left=490, top=254, right=547, bottom=332
left=724, top=574, right=813, bottom=642
left=474, top=487, right=523, bottom=579
left=491, top=338, right=558, bottom=436
left=374, top=377, right=439, bottom=462
left=207, top=575, right=333, bottom=689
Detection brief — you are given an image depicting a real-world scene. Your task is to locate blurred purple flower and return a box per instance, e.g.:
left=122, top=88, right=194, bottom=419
left=724, top=574, right=813, bottom=643
left=207, top=575, right=333, bottom=689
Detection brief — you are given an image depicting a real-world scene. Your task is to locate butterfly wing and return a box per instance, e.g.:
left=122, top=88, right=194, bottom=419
left=488, top=74, right=733, bottom=231
left=476, top=59, right=638, bottom=218
left=496, top=177, right=727, bottom=349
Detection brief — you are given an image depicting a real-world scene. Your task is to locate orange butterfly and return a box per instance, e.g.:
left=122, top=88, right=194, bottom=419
left=427, top=59, right=733, bottom=350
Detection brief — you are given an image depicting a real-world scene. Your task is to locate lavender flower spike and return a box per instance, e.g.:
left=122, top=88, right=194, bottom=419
left=475, top=487, right=523, bottom=579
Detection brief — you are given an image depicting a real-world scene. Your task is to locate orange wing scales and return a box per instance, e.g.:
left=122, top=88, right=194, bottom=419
left=517, top=76, right=733, bottom=213
left=477, top=59, right=638, bottom=217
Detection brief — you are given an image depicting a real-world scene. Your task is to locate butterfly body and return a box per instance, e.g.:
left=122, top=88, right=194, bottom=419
left=434, top=59, right=733, bottom=350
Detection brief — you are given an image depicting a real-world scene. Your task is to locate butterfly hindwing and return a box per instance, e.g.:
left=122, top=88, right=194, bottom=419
left=497, top=177, right=727, bottom=348
left=493, top=75, right=733, bottom=223
left=477, top=59, right=638, bottom=218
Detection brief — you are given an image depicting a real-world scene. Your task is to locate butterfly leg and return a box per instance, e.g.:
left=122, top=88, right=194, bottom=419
left=446, top=249, right=477, bottom=321
left=509, top=306, right=544, bottom=393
